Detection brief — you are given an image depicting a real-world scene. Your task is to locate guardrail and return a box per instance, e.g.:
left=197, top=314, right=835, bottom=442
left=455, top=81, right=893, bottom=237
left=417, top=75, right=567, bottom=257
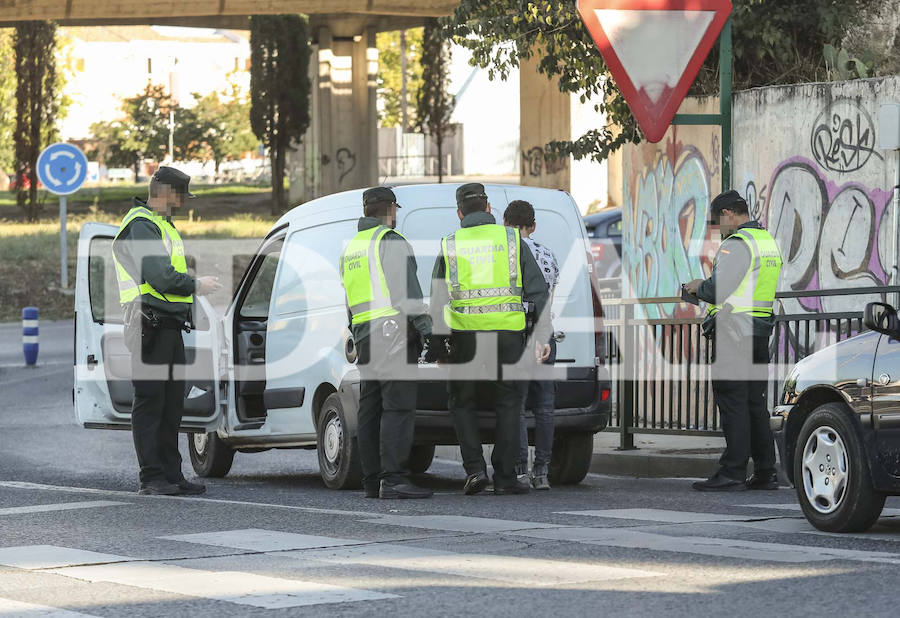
left=599, top=285, right=900, bottom=450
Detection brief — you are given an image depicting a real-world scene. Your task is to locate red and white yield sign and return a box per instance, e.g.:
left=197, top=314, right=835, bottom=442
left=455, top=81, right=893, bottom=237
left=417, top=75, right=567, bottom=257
left=577, top=0, right=732, bottom=142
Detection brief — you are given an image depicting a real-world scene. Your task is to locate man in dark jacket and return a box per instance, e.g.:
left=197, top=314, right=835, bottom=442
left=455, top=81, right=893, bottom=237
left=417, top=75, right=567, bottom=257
left=430, top=184, right=552, bottom=495
left=112, top=167, right=220, bottom=495
left=340, top=187, right=434, bottom=499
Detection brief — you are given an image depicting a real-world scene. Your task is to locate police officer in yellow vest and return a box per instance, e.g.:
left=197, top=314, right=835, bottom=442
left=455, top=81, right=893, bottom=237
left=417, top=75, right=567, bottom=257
left=430, top=184, right=552, bottom=495
left=340, top=187, right=434, bottom=499
left=112, top=167, right=220, bottom=496
left=683, top=190, right=783, bottom=492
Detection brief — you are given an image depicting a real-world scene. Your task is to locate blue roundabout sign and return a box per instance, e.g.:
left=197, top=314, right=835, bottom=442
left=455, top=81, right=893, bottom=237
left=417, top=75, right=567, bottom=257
left=37, top=142, right=89, bottom=196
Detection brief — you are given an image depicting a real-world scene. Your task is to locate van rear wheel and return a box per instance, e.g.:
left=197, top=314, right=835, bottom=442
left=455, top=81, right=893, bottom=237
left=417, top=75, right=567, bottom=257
left=409, top=444, right=436, bottom=474
left=316, top=393, right=362, bottom=489
left=188, top=432, right=235, bottom=478
left=549, top=432, right=594, bottom=485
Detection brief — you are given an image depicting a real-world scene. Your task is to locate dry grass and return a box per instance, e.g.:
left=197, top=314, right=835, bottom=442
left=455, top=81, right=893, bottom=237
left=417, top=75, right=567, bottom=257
left=0, top=213, right=275, bottom=322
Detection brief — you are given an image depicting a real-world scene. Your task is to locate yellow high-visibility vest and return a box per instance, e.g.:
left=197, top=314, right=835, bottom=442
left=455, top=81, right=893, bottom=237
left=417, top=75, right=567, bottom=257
left=340, top=226, right=401, bottom=325
left=708, top=227, right=782, bottom=317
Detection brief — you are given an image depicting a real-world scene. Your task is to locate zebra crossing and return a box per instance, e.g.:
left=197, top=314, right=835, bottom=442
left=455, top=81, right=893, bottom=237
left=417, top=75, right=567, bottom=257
left=1, top=496, right=899, bottom=615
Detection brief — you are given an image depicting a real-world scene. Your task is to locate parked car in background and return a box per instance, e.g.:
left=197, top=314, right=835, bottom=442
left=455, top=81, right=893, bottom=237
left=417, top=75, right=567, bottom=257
left=773, top=301, right=900, bottom=532
left=583, top=208, right=622, bottom=281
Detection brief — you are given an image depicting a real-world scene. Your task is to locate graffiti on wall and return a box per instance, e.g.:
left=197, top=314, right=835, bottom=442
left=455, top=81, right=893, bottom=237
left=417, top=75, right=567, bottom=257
left=810, top=98, right=882, bottom=174
left=336, top=147, right=356, bottom=184
left=624, top=145, right=714, bottom=319
left=751, top=157, right=894, bottom=314
left=521, top=146, right=568, bottom=178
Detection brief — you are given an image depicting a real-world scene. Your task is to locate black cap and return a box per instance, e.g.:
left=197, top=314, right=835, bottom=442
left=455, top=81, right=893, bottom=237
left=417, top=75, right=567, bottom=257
left=362, top=186, right=399, bottom=208
left=151, top=166, right=196, bottom=198
left=456, top=182, right=487, bottom=206
left=710, top=189, right=746, bottom=215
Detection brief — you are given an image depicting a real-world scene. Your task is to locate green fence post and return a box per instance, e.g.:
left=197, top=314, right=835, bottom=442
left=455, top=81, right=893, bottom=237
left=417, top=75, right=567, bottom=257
left=618, top=302, right=636, bottom=450
left=720, top=16, right=732, bottom=191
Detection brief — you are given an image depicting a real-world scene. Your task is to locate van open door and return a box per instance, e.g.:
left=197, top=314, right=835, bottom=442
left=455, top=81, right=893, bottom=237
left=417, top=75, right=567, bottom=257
left=74, top=222, right=223, bottom=432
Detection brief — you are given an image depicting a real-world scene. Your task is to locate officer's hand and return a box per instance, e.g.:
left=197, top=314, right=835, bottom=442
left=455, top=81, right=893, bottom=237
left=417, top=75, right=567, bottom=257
left=683, top=279, right=702, bottom=295
left=536, top=343, right=551, bottom=362
left=196, top=276, right=222, bottom=296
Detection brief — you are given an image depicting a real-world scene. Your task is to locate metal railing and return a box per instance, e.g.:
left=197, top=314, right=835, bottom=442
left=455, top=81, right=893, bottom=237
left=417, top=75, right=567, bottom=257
left=378, top=154, right=453, bottom=178
left=600, top=286, right=900, bottom=450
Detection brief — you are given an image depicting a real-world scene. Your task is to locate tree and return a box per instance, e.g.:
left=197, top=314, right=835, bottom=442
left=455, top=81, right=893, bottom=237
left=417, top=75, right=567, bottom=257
left=86, top=119, right=136, bottom=172
left=119, top=83, right=176, bottom=180
left=13, top=21, right=59, bottom=221
left=416, top=19, right=455, bottom=183
left=189, top=77, right=258, bottom=173
left=448, top=0, right=882, bottom=165
left=377, top=28, right=424, bottom=129
left=250, top=14, right=312, bottom=214
left=0, top=31, right=15, bottom=178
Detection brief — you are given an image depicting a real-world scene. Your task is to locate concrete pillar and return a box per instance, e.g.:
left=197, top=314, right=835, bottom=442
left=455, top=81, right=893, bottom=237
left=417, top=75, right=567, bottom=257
left=518, top=53, right=571, bottom=191
left=318, top=26, right=336, bottom=195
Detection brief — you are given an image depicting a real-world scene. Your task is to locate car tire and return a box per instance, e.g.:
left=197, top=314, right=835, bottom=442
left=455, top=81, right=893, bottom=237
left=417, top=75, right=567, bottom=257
left=316, top=393, right=362, bottom=490
left=188, top=432, right=235, bottom=478
left=793, top=403, right=885, bottom=532
left=548, top=432, right=594, bottom=485
left=408, top=444, right=436, bottom=474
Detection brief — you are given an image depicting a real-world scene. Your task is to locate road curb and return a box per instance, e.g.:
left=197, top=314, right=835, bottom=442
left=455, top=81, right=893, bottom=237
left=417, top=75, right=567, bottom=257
left=590, top=450, right=719, bottom=479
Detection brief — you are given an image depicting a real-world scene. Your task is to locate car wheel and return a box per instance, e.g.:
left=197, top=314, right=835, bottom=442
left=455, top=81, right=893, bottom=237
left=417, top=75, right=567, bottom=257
left=316, top=393, right=362, bottom=489
left=793, top=403, right=885, bottom=532
left=188, top=432, right=235, bottom=478
left=408, top=444, right=436, bottom=474
left=548, top=432, right=594, bottom=485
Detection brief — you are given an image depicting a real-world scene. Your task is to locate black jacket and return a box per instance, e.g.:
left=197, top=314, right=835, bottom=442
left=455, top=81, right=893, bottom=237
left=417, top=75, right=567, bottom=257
left=111, top=198, right=196, bottom=322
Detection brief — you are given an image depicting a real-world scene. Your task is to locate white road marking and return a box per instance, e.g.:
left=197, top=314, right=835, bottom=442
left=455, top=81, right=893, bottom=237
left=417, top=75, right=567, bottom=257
left=163, top=529, right=661, bottom=586
left=163, top=529, right=362, bottom=552
left=556, top=509, right=753, bottom=523
left=0, top=546, right=127, bottom=570
left=0, top=598, right=100, bottom=617
left=292, top=544, right=661, bottom=586
left=0, top=501, right=127, bottom=517
left=510, top=527, right=900, bottom=564
left=359, top=515, right=563, bottom=533
left=0, top=546, right=396, bottom=609
left=738, top=503, right=900, bottom=517
left=48, top=561, right=397, bottom=609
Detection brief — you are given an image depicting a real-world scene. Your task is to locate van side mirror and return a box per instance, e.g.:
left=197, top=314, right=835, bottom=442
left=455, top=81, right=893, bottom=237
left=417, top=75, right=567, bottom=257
left=864, top=302, right=900, bottom=337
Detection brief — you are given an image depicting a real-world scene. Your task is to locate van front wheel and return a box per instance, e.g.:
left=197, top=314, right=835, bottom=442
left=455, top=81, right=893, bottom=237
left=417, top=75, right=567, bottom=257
left=316, top=393, right=362, bottom=489
left=188, top=432, right=235, bottom=478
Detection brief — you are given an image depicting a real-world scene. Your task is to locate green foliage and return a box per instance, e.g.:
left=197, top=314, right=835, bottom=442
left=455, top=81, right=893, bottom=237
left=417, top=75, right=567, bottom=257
left=448, top=0, right=880, bottom=164
left=377, top=28, right=424, bottom=129
left=188, top=75, right=258, bottom=171
left=416, top=19, right=456, bottom=182
left=0, top=31, right=15, bottom=175
left=13, top=21, right=59, bottom=221
left=823, top=44, right=876, bottom=81
left=250, top=14, right=312, bottom=214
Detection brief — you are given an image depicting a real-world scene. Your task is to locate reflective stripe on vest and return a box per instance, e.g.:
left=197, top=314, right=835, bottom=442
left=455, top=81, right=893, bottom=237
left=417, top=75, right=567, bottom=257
left=340, top=226, right=401, bottom=325
left=441, top=224, right=525, bottom=331
left=112, top=206, right=193, bottom=305
left=708, top=227, right=783, bottom=317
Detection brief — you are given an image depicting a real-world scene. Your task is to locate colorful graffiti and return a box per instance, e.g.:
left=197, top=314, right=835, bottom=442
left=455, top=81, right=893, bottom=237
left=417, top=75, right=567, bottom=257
left=624, top=145, right=714, bottom=319
left=752, top=157, right=894, bottom=315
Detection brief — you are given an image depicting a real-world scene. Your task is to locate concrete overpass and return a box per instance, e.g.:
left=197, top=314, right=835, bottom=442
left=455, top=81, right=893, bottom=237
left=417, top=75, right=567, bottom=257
left=1, top=1, right=460, bottom=202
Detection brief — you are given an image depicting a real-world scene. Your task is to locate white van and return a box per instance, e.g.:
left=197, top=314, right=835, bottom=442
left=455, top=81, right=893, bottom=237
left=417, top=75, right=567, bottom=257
left=74, top=184, right=610, bottom=489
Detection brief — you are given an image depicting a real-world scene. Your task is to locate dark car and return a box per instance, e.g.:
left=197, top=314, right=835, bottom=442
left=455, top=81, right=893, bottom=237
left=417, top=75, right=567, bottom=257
left=772, top=301, right=900, bottom=532
left=583, top=209, right=622, bottom=280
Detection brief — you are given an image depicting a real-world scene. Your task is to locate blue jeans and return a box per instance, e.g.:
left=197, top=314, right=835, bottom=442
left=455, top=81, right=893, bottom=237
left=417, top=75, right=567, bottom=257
left=517, top=338, right=556, bottom=472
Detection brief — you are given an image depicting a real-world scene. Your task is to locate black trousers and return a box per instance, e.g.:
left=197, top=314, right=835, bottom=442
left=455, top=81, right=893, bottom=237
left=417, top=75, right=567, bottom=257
left=711, top=333, right=776, bottom=480
left=127, top=323, right=186, bottom=485
left=448, top=330, right=526, bottom=488
left=355, top=325, right=419, bottom=487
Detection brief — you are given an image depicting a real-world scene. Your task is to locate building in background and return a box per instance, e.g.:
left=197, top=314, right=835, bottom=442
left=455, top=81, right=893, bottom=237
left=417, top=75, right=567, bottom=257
left=60, top=26, right=250, bottom=141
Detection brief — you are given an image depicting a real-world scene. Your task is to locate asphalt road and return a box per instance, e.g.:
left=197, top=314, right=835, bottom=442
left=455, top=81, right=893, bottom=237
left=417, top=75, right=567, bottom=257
left=2, top=322, right=900, bottom=617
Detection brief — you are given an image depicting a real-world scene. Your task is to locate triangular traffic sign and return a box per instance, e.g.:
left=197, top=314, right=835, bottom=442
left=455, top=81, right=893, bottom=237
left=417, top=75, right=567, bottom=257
left=577, top=0, right=732, bottom=142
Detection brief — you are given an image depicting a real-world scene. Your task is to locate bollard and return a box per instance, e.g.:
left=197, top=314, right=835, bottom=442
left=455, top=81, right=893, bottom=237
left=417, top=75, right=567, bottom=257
left=22, top=306, right=39, bottom=366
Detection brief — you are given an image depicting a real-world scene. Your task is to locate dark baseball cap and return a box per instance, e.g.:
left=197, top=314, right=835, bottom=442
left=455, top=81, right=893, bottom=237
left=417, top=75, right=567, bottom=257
left=456, top=182, right=487, bottom=206
left=362, top=186, right=400, bottom=207
left=710, top=189, right=746, bottom=215
left=151, top=166, right=196, bottom=198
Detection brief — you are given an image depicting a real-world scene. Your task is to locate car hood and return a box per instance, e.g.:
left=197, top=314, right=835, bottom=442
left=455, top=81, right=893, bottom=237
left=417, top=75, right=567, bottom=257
left=782, top=330, right=879, bottom=404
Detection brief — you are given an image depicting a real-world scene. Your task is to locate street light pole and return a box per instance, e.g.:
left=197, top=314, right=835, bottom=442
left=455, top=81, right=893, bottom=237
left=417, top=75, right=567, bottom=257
left=168, top=109, right=175, bottom=163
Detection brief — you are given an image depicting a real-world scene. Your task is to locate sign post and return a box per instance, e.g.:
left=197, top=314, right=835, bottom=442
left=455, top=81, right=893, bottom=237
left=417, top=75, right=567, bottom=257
left=37, top=142, right=88, bottom=289
left=577, top=0, right=734, bottom=186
